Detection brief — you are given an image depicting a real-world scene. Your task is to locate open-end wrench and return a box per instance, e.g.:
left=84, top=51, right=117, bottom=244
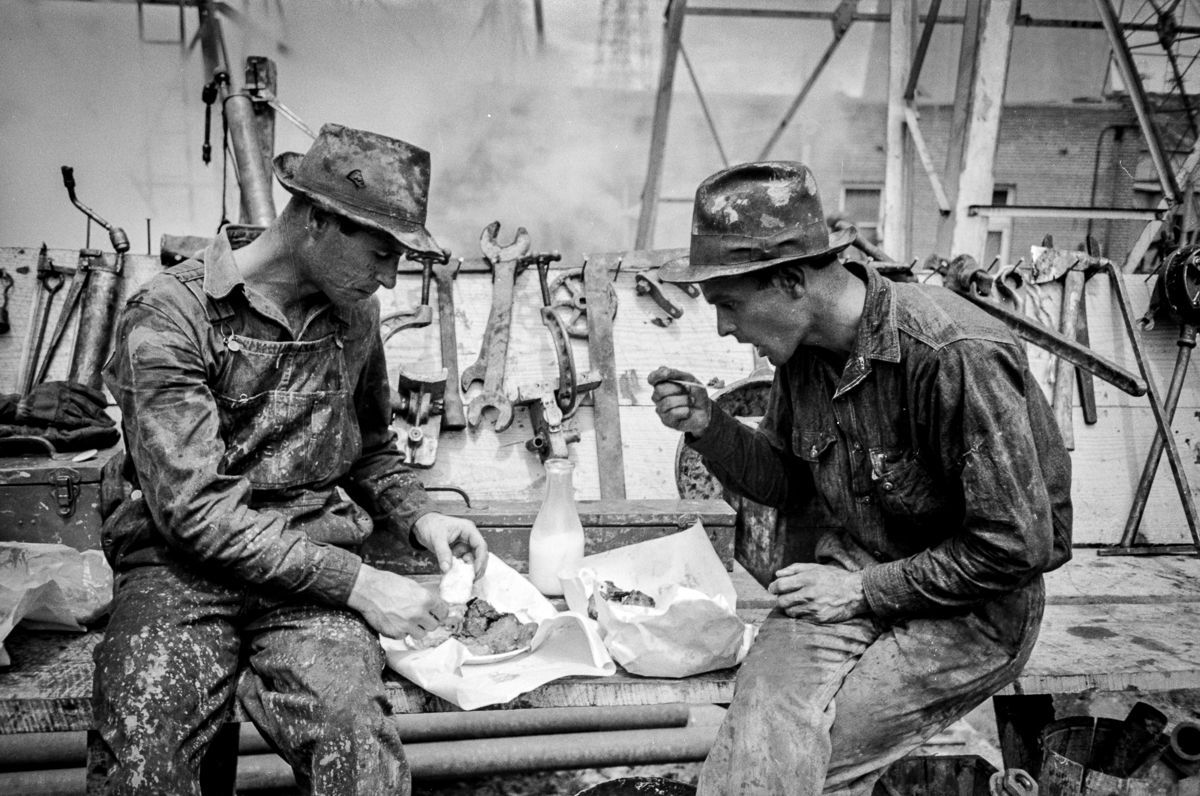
left=464, top=222, right=531, bottom=430
left=433, top=255, right=467, bottom=430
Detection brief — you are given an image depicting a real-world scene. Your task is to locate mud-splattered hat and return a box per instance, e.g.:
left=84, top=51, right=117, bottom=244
left=273, top=123, right=441, bottom=256
left=659, top=161, right=855, bottom=283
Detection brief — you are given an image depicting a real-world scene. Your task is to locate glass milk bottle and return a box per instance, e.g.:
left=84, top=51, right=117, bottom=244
left=528, top=458, right=585, bottom=596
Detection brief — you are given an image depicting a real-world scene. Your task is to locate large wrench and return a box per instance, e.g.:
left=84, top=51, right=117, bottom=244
left=433, top=255, right=467, bottom=430
left=464, top=222, right=531, bottom=430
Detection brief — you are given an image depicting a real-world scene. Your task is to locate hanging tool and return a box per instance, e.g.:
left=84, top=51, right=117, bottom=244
left=943, top=255, right=1147, bottom=398
left=32, top=249, right=98, bottom=386
left=464, top=222, right=532, bottom=431
left=1104, top=243, right=1200, bottom=556
left=635, top=273, right=683, bottom=326
left=432, top=255, right=467, bottom=431
left=385, top=248, right=451, bottom=468
left=60, top=165, right=129, bottom=391
left=0, top=269, right=12, bottom=334
left=549, top=266, right=618, bottom=339
left=1030, top=243, right=1104, bottom=450
left=19, top=244, right=65, bottom=395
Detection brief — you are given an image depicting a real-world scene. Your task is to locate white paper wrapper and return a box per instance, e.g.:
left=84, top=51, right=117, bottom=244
left=561, top=522, right=757, bottom=678
left=0, top=542, right=113, bottom=666
left=381, top=554, right=614, bottom=710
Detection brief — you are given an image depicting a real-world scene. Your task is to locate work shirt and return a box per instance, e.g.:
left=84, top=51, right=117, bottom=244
left=690, top=262, right=1072, bottom=620
left=102, top=230, right=433, bottom=605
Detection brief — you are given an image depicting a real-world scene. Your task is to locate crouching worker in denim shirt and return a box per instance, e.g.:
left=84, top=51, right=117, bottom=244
left=93, top=123, right=488, bottom=795
left=649, top=161, right=1072, bottom=795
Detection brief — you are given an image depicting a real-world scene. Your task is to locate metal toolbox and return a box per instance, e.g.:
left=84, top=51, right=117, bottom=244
left=362, top=498, right=737, bottom=575
left=0, top=445, right=121, bottom=551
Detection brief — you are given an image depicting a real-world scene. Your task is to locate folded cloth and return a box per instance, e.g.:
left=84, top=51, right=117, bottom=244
left=10, top=381, right=115, bottom=428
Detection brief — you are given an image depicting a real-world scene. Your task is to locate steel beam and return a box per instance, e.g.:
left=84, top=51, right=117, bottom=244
left=635, top=0, right=688, bottom=250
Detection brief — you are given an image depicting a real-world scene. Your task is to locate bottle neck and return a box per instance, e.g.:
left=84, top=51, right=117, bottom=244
left=542, top=460, right=575, bottom=501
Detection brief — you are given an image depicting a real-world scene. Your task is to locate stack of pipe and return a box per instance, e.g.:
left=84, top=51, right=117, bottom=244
left=0, top=703, right=719, bottom=794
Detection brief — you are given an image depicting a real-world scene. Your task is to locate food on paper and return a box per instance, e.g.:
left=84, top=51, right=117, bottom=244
left=439, top=556, right=475, bottom=631
left=586, top=580, right=656, bottom=620
left=408, top=597, right=538, bottom=656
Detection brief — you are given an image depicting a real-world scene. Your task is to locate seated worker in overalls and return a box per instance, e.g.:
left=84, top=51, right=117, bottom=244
left=649, top=161, right=1072, bottom=795
left=94, top=123, right=487, bottom=795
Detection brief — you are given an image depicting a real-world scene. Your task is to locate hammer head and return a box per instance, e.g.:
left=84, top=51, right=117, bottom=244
left=1030, top=246, right=1106, bottom=284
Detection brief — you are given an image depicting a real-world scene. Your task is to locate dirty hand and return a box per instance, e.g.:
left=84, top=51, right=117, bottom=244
left=16, top=381, right=114, bottom=428
left=648, top=366, right=713, bottom=437
left=348, top=565, right=449, bottom=640
left=413, top=512, right=489, bottom=579
left=769, top=563, right=868, bottom=623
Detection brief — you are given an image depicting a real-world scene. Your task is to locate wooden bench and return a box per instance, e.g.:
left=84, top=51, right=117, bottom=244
left=3, top=552, right=1198, bottom=785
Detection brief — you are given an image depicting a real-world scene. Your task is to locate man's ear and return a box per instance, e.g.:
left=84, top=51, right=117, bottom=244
left=776, top=263, right=807, bottom=296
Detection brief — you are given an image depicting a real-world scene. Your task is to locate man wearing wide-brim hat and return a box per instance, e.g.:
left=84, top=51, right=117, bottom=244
left=650, top=161, right=1072, bottom=794
left=94, top=123, right=488, bottom=794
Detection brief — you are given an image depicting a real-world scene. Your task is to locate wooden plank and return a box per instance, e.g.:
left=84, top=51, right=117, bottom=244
left=949, top=0, right=1017, bottom=261
left=634, top=0, right=687, bottom=250
left=584, top=252, right=627, bottom=499
left=1045, top=552, right=1200, bottom=604
left=882, top=0, right=913, bottom=259
left=1001, top=601, right=1200, bottom=695
left=363, top=498, right=738, bottom=574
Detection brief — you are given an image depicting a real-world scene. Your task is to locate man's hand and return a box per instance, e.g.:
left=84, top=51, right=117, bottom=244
left=769, top=563, right=868, bottom=623
left=648, top=366, right=713, bottom=437
left=413, top=512, right=489, bottom=579
left=16, top=381, right=115, bottom=428
left=347, top=565, right=448, bottom=640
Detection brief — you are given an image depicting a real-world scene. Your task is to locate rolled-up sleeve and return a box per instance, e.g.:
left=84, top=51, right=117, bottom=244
left=106, top=300, right=362, bottom=605
left=861, top=340, right=1056, bottom=619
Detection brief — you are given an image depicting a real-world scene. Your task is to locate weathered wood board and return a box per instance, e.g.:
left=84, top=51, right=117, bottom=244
left=3, top=245, right=1200, bottom=545
left=5, top=554, right=1200, bottom=731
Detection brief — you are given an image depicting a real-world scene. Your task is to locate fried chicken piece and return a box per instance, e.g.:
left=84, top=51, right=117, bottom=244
left=587, top=580, right=657, bottom=619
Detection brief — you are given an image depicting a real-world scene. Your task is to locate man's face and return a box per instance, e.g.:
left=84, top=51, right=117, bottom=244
left=700, top=271, right=807, bottom=366
left=311, top=219, right=404, bottom=306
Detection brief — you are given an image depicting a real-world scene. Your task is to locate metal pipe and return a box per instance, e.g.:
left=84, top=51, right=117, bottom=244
left=1102, top=261, right=1200, bottom=547
left=1093, top=0, right=1181, bottom=206
left=1117, top=324, right=1196, bottom=547
left=0, top=704, right=693, bottom=768
left=66, top=257, right=121, bottom=391
left=0, top=725, right=717, bottom=793
left=223, top=93, right=276, bottom=225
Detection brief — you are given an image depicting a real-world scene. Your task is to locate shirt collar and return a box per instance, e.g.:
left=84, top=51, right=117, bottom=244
left=199, top=229, right=349, bottom=329
left=832, top=261, right=901, bottom=397
left=201, top=229, right=243, bottom=301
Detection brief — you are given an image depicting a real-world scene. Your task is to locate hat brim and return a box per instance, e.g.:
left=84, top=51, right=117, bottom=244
left=273, top=152, right=442, bottom=256
left=659, top=226, right=858, bottom=284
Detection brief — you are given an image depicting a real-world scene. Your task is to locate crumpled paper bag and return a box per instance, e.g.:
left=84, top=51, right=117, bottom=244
left=0, top=542, right=113, bottom=665
left=562, top=522, right=756, bottom=678
left=381, top=554, right=614, bottom=710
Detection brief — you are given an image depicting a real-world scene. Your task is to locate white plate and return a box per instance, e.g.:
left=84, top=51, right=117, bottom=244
left=461, top=644, right=532, bottom=665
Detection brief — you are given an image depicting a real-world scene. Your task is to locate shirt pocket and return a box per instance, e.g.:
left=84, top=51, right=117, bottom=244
left=868, top=447, right=948, bottom=521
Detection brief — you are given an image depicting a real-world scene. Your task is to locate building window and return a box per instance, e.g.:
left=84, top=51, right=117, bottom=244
left=841, top=186, right=882, bottom=246
left=984, top=185, right=1014, bottom=267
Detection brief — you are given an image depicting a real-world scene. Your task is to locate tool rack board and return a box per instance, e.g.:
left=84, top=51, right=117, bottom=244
left=2, top=244, right=1200, bottom=547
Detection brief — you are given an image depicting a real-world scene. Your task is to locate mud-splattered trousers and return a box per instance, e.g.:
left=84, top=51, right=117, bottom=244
left=687, top=263, right=1073, bottom=795
left=93, top=232, right=433, bottom=794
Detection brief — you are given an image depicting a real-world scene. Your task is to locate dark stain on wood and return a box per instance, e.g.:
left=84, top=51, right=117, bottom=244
left=1066, top=625, right=1118, bottom=639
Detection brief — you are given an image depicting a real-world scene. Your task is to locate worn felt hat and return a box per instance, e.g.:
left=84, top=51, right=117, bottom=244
left=659, top=161, right=856, bottom=283
left=273, top=122, right=442, bottom=256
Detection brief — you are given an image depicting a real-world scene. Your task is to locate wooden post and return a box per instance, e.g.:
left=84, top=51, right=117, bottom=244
left=882, top=0, right=913, bottom=260
left=949, top=0, right=1018, bottom=261
left=584, top=256, right=627, bottom=499
left=933, top=0, right=981, bottom=256
left=635, top=0, right=688, bottom=250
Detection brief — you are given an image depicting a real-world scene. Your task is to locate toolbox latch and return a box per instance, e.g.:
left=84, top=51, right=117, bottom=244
left=49, top=468, right=80, bottom=518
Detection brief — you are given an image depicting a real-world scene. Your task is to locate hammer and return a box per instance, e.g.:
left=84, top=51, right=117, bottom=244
left=1029, top=240, right=1105, bottom=449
